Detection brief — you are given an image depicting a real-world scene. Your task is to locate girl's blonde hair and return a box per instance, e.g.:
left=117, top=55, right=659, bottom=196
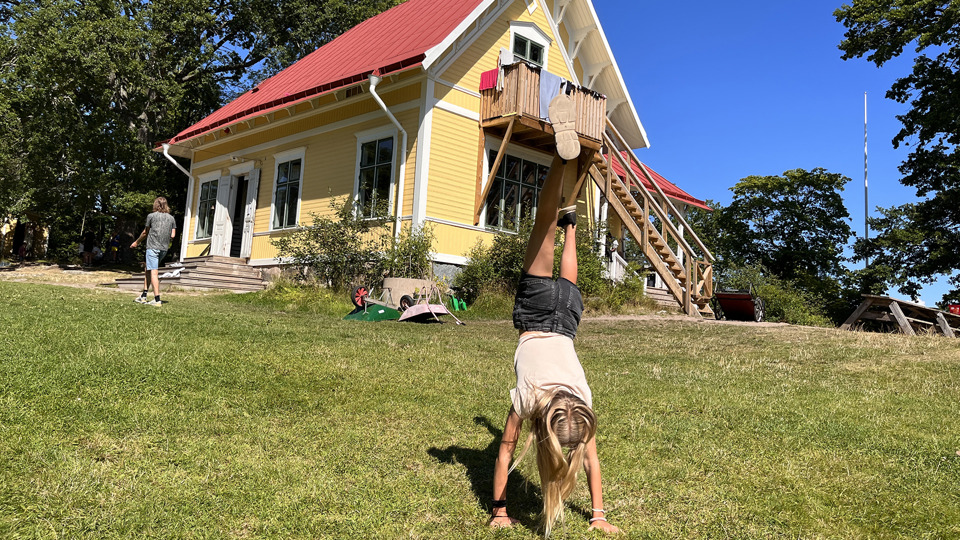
left=153, top=197, right=170, bottom=213
left=509, top=389, right=597, bottom=537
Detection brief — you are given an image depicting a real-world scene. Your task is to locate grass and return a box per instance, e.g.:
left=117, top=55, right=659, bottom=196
left=0, top=281, right=958, bottom=539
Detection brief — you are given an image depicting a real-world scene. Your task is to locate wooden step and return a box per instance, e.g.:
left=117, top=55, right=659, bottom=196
left=113, top=257, right=266, bottom=293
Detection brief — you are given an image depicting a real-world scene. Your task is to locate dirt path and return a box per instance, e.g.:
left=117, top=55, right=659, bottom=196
left=588, top=313, right=790, bottom=328
left=0, top=263, right=210, bottom=296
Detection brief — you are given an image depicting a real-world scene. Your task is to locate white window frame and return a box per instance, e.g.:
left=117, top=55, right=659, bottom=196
left=481, top=139, right=554, bottom=233
left=353, top=126, right=398, bottom=220
left=269, top=147, right=306, bottom=231
left=194, top=171, right=222, bottom=240
left=510, top=21, right=551, bottom=70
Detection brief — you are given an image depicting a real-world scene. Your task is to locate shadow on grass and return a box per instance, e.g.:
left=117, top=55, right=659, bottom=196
left=428, top=415, right=544, bottom=531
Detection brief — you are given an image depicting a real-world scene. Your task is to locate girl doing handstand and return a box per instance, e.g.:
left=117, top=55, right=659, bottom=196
left=489, top=151, right=620, bottom=536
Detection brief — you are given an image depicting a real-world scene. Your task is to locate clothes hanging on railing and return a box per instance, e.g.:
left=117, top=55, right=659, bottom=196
left=539, top=70, right=564, bottom=121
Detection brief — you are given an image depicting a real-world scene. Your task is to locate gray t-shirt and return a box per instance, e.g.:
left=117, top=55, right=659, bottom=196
left=145, top=212, right=176, bottom=251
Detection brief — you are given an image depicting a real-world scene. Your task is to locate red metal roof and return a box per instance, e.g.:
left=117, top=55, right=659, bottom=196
left=168, top=0, right=486, bottom=145
left=606, top=152, right=710, bottom=210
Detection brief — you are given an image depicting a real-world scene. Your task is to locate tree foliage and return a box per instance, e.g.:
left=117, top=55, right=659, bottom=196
left=836, top=0, right=960, bottom=302
left=687, top=169, right=857, bottom=323
left=0, top=0, right=399, bottom=250
left=712, top=169, right=853, bottom=293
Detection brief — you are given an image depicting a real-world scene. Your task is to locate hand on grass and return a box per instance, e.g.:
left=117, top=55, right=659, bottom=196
left=588, top=519, right=622, bottom=534
left=489, top=515, right=519, bottom=529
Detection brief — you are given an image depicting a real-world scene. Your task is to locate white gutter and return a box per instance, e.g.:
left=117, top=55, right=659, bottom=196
left=368, top=73, right=408, bottom=239
left=163, top=143, right=195, bottom=262
left=163, top=143, right=193, bottom=178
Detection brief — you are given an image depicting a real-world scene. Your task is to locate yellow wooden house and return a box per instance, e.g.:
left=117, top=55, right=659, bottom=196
left=159, top=0, right=715, bottom=315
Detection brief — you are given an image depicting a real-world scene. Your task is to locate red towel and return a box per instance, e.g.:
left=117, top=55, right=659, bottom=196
left=479, top=69, right=498, bottom=91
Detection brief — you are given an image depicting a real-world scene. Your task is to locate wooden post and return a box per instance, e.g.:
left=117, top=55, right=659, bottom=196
left=474, top=126, right=486, bottom=219
left=936, top=312, right=956, bottom=338
left=841, top=296, right=875, bottom=330
left=561, top=151, right=594, bottom=209
left=474, top=117, right=515, bottom=225
left=888, top=300, right=916, bottom=335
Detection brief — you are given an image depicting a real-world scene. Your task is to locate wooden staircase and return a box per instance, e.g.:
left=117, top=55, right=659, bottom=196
left=591, top=119, right=715, bottom=318
left=114, top=256, right=267, bottom=293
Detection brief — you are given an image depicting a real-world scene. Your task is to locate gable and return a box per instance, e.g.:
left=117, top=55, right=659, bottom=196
left=433, top=0, right=575, bottom=94
left=425, top=0, right=648, bottom=149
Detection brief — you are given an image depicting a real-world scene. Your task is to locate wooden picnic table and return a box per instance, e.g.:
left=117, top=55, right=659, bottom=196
left=841, top=294, right=960, bottom=337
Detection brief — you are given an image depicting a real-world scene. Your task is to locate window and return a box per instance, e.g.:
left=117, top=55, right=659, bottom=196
left=272, top=153, right=302, bottom=230
left=195, top=179, right=218, bottom=239
left=513, top=34, right=544, bottom=66
left=484, top=151, right=550, bottom=232
left=357, top=137, right=394, bottom=218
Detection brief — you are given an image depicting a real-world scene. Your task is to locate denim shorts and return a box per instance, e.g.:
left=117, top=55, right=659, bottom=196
left=512, top=273, right=584, bottom=339
left=145, top=249, right=167, bottom=271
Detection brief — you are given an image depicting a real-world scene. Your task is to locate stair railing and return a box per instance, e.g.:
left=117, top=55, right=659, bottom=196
left=599, top=119, right=715, bottom=312
left=604, top=117, right=715, bottom=264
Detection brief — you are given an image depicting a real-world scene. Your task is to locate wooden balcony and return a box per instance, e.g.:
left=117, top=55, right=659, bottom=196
left=479, top=62, right=606, bottom=154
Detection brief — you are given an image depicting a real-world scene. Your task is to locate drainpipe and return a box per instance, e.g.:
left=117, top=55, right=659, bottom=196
left=163, top=143, right=195, bottom=262
left=368, top=72, right=408, bottom=239
left=163, top=143, right=193, bottom=178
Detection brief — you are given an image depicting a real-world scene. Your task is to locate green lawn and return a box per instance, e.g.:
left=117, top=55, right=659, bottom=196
left=1, top=281, right=958, bottom=539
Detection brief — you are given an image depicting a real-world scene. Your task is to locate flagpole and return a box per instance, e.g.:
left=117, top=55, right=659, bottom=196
left=864, top=92, right=869, bottom=266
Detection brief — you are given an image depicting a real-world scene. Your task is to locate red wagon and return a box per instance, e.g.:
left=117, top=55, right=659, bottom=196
left=713, top=289, right=765, bottom=322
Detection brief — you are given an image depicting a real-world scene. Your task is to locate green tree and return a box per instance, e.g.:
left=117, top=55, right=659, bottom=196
left=836, top=0, right=960, bottom=302
left=0, top=0, right=399, bottom=251
left=716, top=168, right=854, bottom=295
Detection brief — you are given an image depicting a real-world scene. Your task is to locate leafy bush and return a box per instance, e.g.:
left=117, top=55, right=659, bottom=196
left=271, top=198, right=389, bottom=291
left=271, top=198, right=438, bottom=292
left=454, top=222, right=651, bottom=313
left=382, top=223, right=435, bottom=280
left=721, top=264, right=832, bottom=326
left=453, top=240, right=499, bottom=304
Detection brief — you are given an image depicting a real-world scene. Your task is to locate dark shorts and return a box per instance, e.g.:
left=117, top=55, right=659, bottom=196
left=512, top=272, right=584, bottom=339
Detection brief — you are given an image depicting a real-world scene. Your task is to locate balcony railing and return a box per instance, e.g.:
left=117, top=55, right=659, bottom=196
left=479, top=62, right=606, bottom=147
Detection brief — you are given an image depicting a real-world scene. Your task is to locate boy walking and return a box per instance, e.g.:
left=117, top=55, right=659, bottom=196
left=131, top=197, right=176, bottom=306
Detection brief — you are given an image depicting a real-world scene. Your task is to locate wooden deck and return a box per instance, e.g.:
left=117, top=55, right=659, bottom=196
left=841, top=295, right=959, bottom=337
left=479, top=62, right=605, bottom=155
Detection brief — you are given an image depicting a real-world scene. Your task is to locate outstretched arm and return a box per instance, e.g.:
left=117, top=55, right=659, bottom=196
left=490, top=407, right=523, bottom=528
left=584, top=437, right=621, bottom=533
left=131, top=227, right=149, bottom=248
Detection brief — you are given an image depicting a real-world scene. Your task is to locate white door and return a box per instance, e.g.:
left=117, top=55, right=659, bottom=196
left=239, top=169, right=260, bottom=259
left=209, top=175, right=233, bottom=256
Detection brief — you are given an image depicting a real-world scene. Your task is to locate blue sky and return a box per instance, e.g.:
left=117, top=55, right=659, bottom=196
left=593, top=0, right=955, bottom=305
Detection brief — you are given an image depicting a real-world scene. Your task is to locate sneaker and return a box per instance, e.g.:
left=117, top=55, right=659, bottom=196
left=557, top=205, right=577, bottom=228
left=145, top=299, right=162, bottom=306
left=548, top=94, right=580, bottom=160
left=134, top=296, right=147, bottom=304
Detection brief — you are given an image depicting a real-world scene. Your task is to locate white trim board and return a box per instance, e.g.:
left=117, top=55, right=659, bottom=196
left=192, top=101, right=422, bottom=171
left=184, top=74, right=426, bottom=155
